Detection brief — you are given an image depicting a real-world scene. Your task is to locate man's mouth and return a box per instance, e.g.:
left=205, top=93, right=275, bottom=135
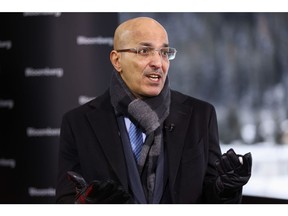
left=147, top=74, right=161, bottom=82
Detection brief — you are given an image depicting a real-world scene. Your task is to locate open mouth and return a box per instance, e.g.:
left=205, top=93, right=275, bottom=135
left=147, top=74, right=161, bottom=82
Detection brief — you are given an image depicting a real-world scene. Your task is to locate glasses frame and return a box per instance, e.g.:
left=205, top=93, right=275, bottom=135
left=116, top=46, right=177, bottom=60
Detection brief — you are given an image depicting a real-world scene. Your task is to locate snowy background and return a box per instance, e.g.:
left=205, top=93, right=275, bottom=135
left=119, top=13, right=288, bottom=200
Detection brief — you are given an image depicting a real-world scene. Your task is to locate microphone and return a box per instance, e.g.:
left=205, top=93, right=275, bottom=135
left=165, top=123, right=175, bottom=132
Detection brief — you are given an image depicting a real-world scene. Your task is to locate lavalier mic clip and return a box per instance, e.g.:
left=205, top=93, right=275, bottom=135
left=165, top=123, right=175, bottom=132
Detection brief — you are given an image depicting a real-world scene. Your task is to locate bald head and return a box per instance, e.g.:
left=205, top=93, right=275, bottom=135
left=110, top=17, right=171, bottom=98
left=113, top=17, right=169, bottom=50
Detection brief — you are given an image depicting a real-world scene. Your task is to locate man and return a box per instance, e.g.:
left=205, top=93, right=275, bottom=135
left=56, top=17, right=251, bottom=204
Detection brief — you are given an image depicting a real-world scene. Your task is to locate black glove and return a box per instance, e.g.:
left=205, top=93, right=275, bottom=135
left=215, top=148, right=252, bottom=196
left=67, top=171, right=132, bottom=204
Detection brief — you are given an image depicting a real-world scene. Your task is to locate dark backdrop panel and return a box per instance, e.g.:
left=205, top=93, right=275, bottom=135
left=0, top=13, right=22, bottom=203
left=0, top=12, right=118, bottom=203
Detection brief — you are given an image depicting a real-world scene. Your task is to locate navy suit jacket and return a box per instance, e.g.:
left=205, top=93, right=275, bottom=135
left=56, top=89, right=242, bottom=203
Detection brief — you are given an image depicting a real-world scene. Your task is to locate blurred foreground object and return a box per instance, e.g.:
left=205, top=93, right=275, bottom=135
left=67, top=171, right=132, bottom=204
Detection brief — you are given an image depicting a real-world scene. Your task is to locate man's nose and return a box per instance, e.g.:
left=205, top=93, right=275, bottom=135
left=149, top=50, right=163, bottom=67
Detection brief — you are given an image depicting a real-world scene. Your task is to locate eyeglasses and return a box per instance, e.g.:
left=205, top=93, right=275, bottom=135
left=116, top=46, right=177, bottom=60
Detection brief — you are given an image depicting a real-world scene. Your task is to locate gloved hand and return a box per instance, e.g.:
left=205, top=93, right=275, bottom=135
left=67, top=171, right=132, bottom=204
left=215, top=148, right=252, bottom=196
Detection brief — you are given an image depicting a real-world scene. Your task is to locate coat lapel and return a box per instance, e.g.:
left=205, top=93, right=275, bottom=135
left=85, top=92, right=128, bottom=189
left=164, top=92, right=193, bottom=188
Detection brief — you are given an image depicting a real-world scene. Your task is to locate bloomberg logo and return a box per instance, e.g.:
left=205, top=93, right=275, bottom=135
left=78, top=95, right=96, bottom=105
left=0, top=40, right=12, bottom=50
left=0, top=99, right=14, bottom=109
left=77, top=36, right=113, bottom=46
left=0, top=158, right=16, bottom=169
left=23, top=12, right=61, bottom=17
left=26, top=127, right=60, bottom=137
left=28, top=187, right=56, bottom=197
left=25, top=67, right=64, bottom=78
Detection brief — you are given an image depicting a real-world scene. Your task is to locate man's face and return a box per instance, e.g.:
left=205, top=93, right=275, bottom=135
left=111, top=21, right=170, bottom=98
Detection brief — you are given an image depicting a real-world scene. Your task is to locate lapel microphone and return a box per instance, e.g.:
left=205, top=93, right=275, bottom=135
left=165, top=123, right=175, bottom=132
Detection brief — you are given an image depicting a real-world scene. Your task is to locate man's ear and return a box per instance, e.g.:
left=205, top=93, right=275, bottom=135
left=110, top=50, right=122, bottom=72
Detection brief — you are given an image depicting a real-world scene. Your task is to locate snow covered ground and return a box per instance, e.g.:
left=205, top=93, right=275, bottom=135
left=220, top=143, right=288, bottom=200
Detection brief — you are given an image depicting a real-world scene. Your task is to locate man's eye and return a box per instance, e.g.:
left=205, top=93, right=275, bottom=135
left=161, top=48, right=172, bottom=56
left=161, top=49, right=169, bottom=56
left=138, top=47, right=152, bottom=55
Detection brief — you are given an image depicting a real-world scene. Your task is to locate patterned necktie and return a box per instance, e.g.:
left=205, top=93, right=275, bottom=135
left=128, top=122, right=143, bottom=161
